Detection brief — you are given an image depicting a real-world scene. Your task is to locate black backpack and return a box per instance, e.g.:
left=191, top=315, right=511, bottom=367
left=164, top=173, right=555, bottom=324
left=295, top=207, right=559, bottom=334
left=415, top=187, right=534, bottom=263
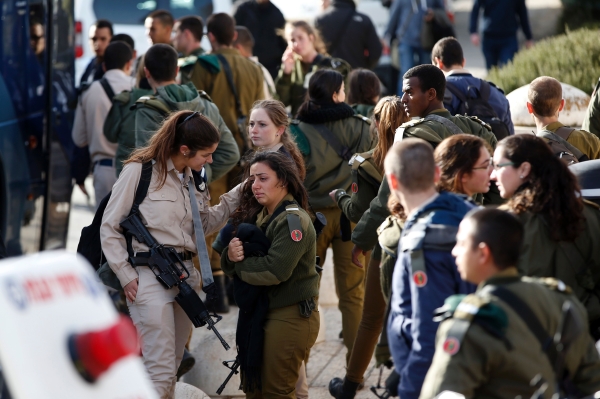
left=537, top=127, right=589, bottom=166
left=445, top=80, right=510, bottom=140
left=77, top=162, right=153, bottom=270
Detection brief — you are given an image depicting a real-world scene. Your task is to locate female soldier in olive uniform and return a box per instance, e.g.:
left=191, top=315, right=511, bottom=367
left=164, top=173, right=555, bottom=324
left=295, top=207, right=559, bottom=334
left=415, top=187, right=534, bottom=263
left=290, top=69, right=372, bottom=367
left=222, top=151, right=320, bottom=399
left=492, top=134, right=600, bottom=340
left=275, top=20, right=351, bottom=116
left=326, top=96, right=408, bottom=397
left=101, top=111, right=242, bottom=398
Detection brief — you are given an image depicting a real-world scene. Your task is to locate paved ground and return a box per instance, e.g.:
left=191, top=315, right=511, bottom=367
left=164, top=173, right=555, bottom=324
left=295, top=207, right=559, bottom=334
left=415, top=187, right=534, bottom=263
left=66, top=182, right=391, bottom=398
left=64, top=2, right=564, bottom=396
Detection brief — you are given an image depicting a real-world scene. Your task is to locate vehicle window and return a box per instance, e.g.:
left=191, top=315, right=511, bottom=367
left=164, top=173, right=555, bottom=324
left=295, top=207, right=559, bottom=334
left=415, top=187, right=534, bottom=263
left=93, top=0, right=213, bottom=25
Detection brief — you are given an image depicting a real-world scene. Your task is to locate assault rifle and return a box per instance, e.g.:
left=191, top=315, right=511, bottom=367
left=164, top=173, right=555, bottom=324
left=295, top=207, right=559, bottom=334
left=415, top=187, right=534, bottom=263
left=120, top=212, right=230, bottom=350
left=216, top=358, right=240, bottom=395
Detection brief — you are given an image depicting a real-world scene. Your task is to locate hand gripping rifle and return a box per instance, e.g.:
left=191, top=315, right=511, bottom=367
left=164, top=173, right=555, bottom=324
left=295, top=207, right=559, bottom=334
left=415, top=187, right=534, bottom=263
left=120, top=212, right=230, bottom=350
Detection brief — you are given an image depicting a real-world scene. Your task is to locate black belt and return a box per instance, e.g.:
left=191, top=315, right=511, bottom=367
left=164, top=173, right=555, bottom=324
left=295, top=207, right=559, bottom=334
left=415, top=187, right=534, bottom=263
left=130, top=250, right=194, bottom=267
left=94, top=158, right=113, bottom=167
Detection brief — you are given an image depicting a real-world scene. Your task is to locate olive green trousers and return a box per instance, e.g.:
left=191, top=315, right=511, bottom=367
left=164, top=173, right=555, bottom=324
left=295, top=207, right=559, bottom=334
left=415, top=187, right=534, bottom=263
left=247, top=301, right=320, bottom=399
left=316, top=207, right=366, bottom=364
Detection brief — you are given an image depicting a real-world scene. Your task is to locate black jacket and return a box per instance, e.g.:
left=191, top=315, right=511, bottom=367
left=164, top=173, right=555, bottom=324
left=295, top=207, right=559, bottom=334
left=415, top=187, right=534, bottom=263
left=233, top=0, right=287, bottom=78
left=314, top=0, right=382, bottom=69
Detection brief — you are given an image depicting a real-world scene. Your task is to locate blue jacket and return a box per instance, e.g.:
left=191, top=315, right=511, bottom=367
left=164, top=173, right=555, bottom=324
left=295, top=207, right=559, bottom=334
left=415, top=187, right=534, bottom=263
left=385, top=0, right=445, bottom=47
left=445, top=71, right=515, bottom=136
left=470, top=0, right=532, bottom=40
left=387, top=191, right=477, bottom=399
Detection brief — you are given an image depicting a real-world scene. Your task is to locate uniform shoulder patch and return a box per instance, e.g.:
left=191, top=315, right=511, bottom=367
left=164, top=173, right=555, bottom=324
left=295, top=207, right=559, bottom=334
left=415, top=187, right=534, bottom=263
left=197, top=90, right=213, bottom=103
left=352, top=114, right=372, bottom=125
left=467, top=115, right=492, bottom=130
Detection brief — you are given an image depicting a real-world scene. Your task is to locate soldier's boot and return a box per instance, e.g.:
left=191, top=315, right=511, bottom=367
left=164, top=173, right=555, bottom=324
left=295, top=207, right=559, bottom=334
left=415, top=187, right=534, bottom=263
left=328, top=377, right=360, bottom=399
left=176, top=349, right=196, bottom=380
left=212, top=274, right=230, bottom=314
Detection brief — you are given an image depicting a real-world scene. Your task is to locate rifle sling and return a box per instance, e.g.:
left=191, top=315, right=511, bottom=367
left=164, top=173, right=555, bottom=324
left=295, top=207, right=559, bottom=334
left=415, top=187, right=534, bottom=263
left=215, top=54, right=244, bottom=118
left=487, top=285, right=558, bottom=367
left=311, top=123, right=352, bottom=161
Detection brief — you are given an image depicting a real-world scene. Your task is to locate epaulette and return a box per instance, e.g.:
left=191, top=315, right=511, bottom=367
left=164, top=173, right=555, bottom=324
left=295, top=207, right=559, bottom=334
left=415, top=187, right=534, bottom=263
left=352, top=114, right=372, bottom=125
left=197, top=90, right=213, bottom=103
left=133, top=95, right=171, bottom=116
left=291, top=119, right=300, bottom=125
left=348, top=151, right=382, bottom=192
left=178, top=55, right=198, bottom=68
left=524, top=277, right=572, bottom=294
left=467, top=115, right=492, bottom=131
left=395, top=118, right=425, bottom=142
left=434, top=294, right=508, bottom=356
left=284, top=204, right=304, bottom=242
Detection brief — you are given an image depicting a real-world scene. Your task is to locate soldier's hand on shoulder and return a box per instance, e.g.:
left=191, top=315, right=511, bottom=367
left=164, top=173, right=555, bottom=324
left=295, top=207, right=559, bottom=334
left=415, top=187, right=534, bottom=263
left=228, top=237, right=245, bottom=262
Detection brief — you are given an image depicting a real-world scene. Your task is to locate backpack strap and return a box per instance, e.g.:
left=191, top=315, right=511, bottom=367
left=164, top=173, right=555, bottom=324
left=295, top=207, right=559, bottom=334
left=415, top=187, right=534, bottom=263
left=125, top=161, right=153, bottom=258
left=312, top=123, right=353, bottom=161
left=198, top=90, right=213, bottom=103
left=129, top=161, right=153, bottom=215
left=99, top=77, right=116, bottom=102
left=479, top=80, right=491, bottom=102
left=424, top=114, right=463, bottom=135
left=445, top=81, right=467, bottom=105
left=538, top=130, right=588, bottom=162
left=555, top=126, right=577, bottom=141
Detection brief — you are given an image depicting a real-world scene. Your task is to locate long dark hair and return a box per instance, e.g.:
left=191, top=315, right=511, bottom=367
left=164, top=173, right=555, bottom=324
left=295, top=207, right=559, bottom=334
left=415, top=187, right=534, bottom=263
left=296, top=69, right=343, bottom=118
left=231, top=151, right=310, bottom=226
left=126, top=110, right=220, bottom=188
left=498, top=134, right=583, bottom=241
left=434, top=134, right=492, bottom=194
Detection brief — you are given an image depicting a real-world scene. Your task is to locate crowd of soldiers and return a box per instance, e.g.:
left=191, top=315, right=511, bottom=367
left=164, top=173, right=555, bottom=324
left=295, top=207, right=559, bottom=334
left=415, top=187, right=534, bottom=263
left=72, top=1, right=600, bottom=399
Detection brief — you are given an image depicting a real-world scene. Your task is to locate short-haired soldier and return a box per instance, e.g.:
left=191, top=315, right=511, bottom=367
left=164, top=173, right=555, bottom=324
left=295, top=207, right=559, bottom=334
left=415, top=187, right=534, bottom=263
left=420, top=208, right=600, bottom=399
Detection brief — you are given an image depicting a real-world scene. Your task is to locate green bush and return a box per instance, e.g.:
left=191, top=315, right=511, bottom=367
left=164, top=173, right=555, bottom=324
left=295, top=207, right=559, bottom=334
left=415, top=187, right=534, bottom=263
left=487, top=28, right=600, bottom=95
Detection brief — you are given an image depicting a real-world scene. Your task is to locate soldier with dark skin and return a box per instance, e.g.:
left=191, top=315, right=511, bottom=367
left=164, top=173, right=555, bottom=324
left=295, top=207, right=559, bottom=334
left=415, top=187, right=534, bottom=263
left=350, top=64, right=497, bottom=269
left=421, top=208, right=600, bottom=399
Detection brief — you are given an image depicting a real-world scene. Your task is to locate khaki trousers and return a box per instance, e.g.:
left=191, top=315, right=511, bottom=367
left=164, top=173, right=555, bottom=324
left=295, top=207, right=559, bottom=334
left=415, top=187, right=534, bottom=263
left=247, top=302, right=320, bottom=399
left=128, top=262, right=200, bottom=399
left=346, top=256, right=386, bottom=383
left=316, top=207, right=365, bottom=363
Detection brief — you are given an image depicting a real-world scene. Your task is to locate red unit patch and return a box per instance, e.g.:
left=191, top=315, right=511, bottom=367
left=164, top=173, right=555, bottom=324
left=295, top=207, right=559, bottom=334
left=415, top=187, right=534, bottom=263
left=291, top=230, right=303, bottom=242
left=413, top=271, right=428, bottom=287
